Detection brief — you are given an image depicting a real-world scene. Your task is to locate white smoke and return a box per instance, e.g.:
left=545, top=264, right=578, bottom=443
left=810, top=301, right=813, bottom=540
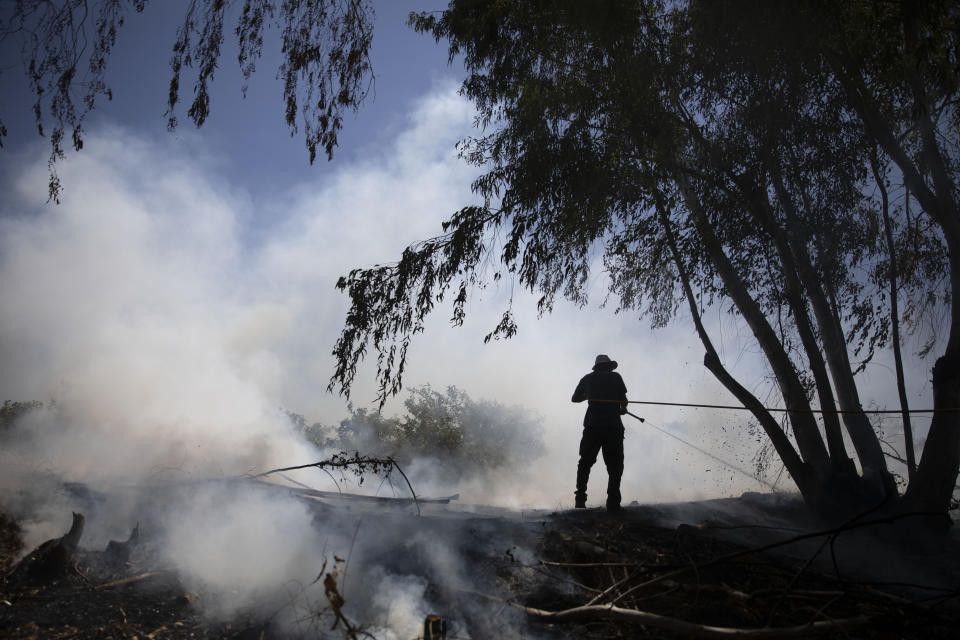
left=0, top=80, right=761, bottom=516
left=162, top=484, right=327, bottom=618
left=0, top=78, right=937, bottom=633
left=0, top=85, right=542, bottom=634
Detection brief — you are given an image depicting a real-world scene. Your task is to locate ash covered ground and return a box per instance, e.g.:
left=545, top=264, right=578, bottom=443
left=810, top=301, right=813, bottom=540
left=2, top=481, right=959, bottom=639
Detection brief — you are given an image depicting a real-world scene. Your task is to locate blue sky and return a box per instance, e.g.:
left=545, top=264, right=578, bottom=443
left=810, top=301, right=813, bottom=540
left=1, top=2, right=455, bottom=207
left=0, top=1, right=935, bottom=506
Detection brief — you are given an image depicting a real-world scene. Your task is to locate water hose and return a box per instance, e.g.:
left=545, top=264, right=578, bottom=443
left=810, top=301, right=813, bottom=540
left=622, top=410, right=775, bottom=490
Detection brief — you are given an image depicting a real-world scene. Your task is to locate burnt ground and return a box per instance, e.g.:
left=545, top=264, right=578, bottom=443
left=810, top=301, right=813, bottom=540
left=2, top=491, right=960, bottom=639
left=523, top=497, right=960, bottom=639
left=0, top=510, right=248, bottom=639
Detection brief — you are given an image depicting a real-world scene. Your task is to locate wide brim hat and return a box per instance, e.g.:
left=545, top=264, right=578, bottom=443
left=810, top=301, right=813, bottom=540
left=593, top=354, right=618, bottom=370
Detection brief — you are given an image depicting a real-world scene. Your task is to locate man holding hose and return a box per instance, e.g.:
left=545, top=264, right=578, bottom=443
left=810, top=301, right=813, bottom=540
left=572, top=354, right=628, bottom=511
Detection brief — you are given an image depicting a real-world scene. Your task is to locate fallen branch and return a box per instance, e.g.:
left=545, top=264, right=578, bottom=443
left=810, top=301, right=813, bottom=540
left=466, top=590, right=869, bottom=638
left=255, top=482, right=458, bottom=505
left=659, top=579, right=752, bottom=602
left=95, top=571, right=171, bottom=590
left=253, top=452, right=423, bottom=515
left=527, top=604, right=868, bottom=638
left=540, top=560, right=640, bottom=568
left=589, top=508, right=952, bottom=608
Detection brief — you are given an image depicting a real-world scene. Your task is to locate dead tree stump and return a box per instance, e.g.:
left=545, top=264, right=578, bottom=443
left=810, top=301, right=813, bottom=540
left=8, top=512, right=85, bottom=584
left=104, top=522, right=140, bottom=566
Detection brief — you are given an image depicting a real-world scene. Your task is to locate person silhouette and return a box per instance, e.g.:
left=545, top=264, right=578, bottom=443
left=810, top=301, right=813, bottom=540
left=571, top=354, right=628, bottom=510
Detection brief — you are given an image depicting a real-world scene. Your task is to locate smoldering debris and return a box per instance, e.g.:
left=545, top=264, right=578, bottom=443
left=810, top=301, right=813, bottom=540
left=0, top=463, right=550, bottom=639
left=6, top=512, right=85, bottom=585
left=4, top=480, right=960, bottom=639
left=103, top=521, right=139, bottom=566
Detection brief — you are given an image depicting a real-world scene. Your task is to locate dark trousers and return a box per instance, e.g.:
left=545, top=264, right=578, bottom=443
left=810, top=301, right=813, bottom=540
left=575, top=425, right=624, bottom=507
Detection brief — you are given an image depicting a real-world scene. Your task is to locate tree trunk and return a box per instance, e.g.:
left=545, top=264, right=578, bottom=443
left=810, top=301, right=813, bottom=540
left=674, top=172, right=831, bottom=477
left=657, top=199, right=816, bottom=499
left=906, top=352, right=960, bottom=513
left=869, top=150, right=915, bottom=478
left=832, top=54, right=960, bottom=514
left=772, top=169, right=891, bottom=495
left=897, top=14, right=960, bottom=512
left=737, top=172, right=855, bottom=476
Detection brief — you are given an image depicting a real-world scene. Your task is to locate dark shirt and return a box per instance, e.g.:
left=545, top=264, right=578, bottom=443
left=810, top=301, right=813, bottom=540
left=572, top=369, right=628, bottom=428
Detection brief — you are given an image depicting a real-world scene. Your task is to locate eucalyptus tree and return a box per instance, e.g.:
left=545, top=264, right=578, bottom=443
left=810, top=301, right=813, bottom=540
left=330, top=0, right=957, bottom=517
left=831, top=0, right=960, bottom=514
left=4, top=0, right=956, bottom=517
left=0, top=0, right=374, bottom=201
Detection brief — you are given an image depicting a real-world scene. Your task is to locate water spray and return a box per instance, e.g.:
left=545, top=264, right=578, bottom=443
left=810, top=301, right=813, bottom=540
left=622, top=409, right=775, bottom=490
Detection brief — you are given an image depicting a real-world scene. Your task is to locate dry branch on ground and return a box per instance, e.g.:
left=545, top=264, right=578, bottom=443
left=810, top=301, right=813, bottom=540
left=507, top=508, right=960, bottom=639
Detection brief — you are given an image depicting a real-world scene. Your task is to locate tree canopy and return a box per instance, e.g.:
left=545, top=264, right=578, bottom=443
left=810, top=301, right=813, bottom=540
left=0, top=0, right=373, bottom=200
left=3, top=0, right=958, bottom=518
left=288, top=384, right=546, bottom=482
left=330, top=0, right=959, bottom=516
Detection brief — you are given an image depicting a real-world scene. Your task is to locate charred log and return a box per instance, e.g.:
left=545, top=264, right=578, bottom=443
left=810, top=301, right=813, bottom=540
left=104, top=522, right=140, bottom=566
left=8, top=512, right=84, bottom=584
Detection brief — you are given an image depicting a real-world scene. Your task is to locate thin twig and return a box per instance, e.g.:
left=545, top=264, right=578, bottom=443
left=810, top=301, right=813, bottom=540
left=252, top=452, right=422, bottom=514
left=529, top=565, right=603, bottom=594
left=765, top=535, right=832, bottom=625
left=589, top=509, right=947, bottom=608
left=341, top=516, right=364, bottom=595
left=319, top=467, right=344, bottom=493
left=540, top=560, right=641, bottom=568
left=278, top=472, right=319, bottom=492
left=95, top=571, right=170, bottom=590
left=386, top=457, right=420, bottom=516
left=463, top=589, right=870, bottom=639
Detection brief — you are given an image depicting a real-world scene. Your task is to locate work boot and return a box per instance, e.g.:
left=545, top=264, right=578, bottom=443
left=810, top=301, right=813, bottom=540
left=606, top=483, right=622, bottom=510
left=574, top=492, right=587, bottom=509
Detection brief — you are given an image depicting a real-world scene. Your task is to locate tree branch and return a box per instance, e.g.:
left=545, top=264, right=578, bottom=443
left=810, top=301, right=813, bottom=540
left=465, top=590, right=869, bottom=639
